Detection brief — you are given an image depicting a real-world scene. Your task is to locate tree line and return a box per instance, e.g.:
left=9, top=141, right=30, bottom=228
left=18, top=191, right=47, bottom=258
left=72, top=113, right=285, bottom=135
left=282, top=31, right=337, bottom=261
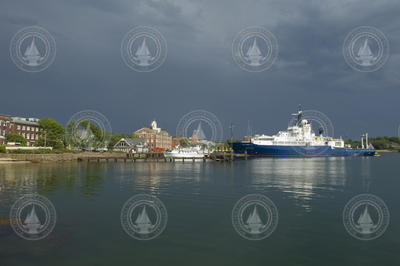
left=345, top=136, right=400, bottom=150
left=3, top=118, right=135, bottom=151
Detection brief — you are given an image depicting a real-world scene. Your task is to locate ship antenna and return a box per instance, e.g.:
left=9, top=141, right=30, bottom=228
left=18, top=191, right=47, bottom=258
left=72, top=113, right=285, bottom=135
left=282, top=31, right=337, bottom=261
left=296, top=105, right=302, bottom=126
left=246, top=120, right=252, bottom=137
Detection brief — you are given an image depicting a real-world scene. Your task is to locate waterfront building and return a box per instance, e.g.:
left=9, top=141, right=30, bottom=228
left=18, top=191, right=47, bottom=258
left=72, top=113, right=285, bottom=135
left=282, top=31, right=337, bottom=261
left=171, top=137, right=180, bottom=149
left=113, top=138, right=148, bottom=153
left=172, top=135, right=199, bottom=149
left=10, top=117, right=41, bottom=146
left=135, top=121, right=172, bottom=152
left=0, top=115, right=12, bottom=145
left=0, top=115, right=40, bottom=146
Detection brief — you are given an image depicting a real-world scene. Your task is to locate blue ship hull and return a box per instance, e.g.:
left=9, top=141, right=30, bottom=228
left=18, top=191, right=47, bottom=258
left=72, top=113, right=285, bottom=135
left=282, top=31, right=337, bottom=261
left=231, top=142, right=376, bottom=157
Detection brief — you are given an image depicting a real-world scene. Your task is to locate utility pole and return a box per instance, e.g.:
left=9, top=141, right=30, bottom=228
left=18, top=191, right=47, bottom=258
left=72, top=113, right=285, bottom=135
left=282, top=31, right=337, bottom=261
left=44, top=130, right=47, bottom=147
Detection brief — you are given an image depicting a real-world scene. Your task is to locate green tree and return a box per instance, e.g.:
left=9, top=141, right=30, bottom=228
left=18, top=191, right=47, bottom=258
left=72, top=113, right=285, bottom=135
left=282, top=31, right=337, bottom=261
left=346, top=136, right=400, bottom=151
left=36, top=118, right=65, bottom=149
left=79, top=120, right=103, bottom=143
left=179, top=138, right=190, bottom=147
left=389, top=136, right=400, bottom=144
left=65, top=120, right=78, bottom=148
left=6, top=134, right=27, bottom=146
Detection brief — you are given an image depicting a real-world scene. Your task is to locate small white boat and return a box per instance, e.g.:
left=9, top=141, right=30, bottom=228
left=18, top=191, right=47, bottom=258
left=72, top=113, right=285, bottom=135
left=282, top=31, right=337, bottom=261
left=164, top=146, right=208, bottom=159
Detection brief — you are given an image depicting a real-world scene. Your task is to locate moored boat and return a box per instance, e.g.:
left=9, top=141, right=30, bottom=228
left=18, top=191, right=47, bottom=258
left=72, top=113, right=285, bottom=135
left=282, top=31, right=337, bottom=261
left=231, top=107, right=376, bottom=157
left=164, top=146, right=208, bottom=159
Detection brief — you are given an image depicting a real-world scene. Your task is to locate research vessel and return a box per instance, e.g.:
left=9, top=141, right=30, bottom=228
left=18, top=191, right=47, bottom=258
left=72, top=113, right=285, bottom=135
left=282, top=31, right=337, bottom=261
left=231, top=107, right=375, bottom=157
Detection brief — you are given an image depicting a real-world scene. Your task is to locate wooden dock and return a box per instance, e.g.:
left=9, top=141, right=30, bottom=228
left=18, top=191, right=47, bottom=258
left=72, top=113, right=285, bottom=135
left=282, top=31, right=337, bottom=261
left=77, top=152, right=209, bottom=163
left=210, top=151, right=248, bottom=162
left=77, top=151, right=247, bottom=163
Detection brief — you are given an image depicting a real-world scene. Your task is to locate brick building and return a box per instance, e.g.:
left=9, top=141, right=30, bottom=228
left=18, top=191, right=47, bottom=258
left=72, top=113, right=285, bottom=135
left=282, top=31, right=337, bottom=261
left=135, top=121, right=172, bottom=152
left=0, top=115, right=11, bottom=145
left=172, top=135, right=198, bottom=149
left=0, top=115, right=41, bottom=146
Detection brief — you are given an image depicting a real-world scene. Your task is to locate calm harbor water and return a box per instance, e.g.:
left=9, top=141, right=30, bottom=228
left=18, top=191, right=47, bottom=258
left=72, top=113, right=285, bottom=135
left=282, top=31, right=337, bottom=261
left=0, top=154, right=399, bottom=266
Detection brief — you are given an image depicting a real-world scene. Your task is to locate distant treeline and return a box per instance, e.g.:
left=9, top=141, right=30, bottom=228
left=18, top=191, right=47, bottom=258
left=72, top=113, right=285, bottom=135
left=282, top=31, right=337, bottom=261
left=345, top=136, right=400, bottom=151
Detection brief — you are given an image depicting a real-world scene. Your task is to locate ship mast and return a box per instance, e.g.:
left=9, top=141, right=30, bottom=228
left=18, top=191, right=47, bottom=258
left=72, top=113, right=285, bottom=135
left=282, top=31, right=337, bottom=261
left=291, top=105, right=303, bottom=126
left=246, top=120, right=252, bottom=137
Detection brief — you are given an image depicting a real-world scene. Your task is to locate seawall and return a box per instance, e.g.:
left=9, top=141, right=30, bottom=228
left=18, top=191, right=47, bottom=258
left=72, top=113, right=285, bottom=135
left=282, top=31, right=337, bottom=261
left=0, top=152, right=126, bottom=162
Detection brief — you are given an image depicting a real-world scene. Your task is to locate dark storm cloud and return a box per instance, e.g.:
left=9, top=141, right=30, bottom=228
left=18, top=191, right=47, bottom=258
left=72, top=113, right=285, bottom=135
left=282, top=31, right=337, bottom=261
left=0, top=15, right=37, bottom=26
left=0, top=0, right=399, bottom=139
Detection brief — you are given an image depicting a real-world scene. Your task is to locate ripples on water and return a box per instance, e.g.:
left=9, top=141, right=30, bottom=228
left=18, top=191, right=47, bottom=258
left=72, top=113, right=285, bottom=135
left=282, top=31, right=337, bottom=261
left=0, top=156, right=386, bottom=220
left=0, top=154, right=398, bottom=266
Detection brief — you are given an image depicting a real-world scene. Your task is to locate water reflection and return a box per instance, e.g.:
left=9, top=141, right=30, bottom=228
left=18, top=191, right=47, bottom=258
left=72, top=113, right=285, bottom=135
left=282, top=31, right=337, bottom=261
left=116, top=162, right=204, bottom=194
left=246, top=158, right=347, bottom=211
left=0, top=158, right=372, bottom=214
left=0, top=163, right=108, bottom=207
left=360, top=157, right=371, bottom=192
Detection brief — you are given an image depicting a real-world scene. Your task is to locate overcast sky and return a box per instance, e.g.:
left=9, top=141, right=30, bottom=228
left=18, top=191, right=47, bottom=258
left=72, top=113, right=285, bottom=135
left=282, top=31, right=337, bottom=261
left=1, top=0, right=399, bottom=139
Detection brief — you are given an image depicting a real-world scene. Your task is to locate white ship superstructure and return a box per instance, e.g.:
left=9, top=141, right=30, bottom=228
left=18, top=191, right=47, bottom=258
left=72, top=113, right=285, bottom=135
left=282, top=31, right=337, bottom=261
left=250, top=109, right=344, bottom=149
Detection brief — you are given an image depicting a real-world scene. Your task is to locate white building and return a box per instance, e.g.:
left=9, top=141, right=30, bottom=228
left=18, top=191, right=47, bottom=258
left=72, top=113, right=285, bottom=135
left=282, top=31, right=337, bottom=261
left=113, top=138, right=148, bottom=153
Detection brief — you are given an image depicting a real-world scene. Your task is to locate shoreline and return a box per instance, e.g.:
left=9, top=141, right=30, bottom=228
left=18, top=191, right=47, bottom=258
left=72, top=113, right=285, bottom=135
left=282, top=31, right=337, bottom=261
left=0, top=159, right=31, bottom=164
left=0, top=150, right=398, bottom=164
left=0, top=152, right=126, bottom=163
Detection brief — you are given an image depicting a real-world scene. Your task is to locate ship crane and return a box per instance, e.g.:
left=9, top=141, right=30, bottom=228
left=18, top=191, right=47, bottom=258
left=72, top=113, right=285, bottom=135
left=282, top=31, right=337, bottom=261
left=361, top=133, right=369, bottom=149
